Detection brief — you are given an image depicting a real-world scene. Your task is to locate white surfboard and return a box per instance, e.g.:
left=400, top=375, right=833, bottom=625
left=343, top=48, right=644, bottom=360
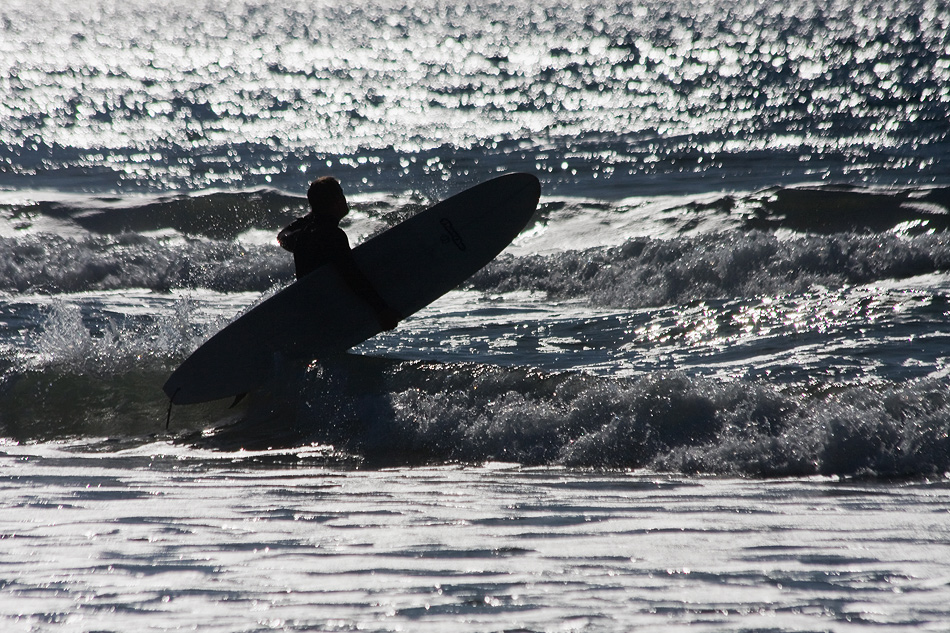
left=163, top=173, right=541, bottom=404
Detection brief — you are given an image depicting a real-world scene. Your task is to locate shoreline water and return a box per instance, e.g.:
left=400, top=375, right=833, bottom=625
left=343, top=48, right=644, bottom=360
left=2, top=449, right=949, bottom=632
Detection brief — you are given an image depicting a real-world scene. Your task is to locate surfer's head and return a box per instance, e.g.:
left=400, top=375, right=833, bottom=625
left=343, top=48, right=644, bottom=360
left=307, top=176, right=348, bottom=222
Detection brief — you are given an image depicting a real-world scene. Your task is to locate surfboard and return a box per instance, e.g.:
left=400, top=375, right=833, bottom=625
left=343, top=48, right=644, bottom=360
left=163, top=172, right=541, bottom=405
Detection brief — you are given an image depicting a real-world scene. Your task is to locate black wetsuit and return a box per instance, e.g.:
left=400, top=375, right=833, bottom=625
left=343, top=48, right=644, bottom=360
left=277, top=214, right=350, bottom=280
left=278, top=214, right=400, bottom=330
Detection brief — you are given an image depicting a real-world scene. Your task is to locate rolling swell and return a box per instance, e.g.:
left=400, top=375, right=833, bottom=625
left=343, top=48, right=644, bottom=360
left=5, top=189, right=305, bottom=239
left=0, top=188, right=410, bottom=292
left=5, top=185, right=950, bottom=301
left=748, top=185, right=950, bottom=234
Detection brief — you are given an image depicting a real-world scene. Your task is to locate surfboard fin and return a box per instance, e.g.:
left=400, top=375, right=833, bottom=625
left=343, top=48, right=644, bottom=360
left=166, top=387, right=181, bottom=431
left=230, top=392, right=248, bottom=408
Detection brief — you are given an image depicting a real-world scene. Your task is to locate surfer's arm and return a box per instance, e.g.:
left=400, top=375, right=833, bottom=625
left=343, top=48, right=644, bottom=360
left=277, top=217, right=308, bottom=252
left=333, top=254, right=401, bottom=331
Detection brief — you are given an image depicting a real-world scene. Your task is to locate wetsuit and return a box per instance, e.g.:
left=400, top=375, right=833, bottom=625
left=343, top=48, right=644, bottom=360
left=277, top=214, right=350, bottom=279
left=278, top=214, right=399, bottom=330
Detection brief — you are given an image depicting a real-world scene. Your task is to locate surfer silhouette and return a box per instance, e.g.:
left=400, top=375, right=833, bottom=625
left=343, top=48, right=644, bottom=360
left=278, top=177, right=400, bottom=330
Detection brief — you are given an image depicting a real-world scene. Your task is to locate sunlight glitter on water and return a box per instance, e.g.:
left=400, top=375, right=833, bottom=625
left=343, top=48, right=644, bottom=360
left=3, top=0, right=947, bottom=192
left=2, top=450, right=950, bottom=633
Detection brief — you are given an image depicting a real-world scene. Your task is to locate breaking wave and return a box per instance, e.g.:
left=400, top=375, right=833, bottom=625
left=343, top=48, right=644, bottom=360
left=0, top=233, right=293, bottom=293
left=190, top=356, right=950, bottom=478
left=474, top=231, right=950, bottom=309
left=4, top=348, right=949, bottom=479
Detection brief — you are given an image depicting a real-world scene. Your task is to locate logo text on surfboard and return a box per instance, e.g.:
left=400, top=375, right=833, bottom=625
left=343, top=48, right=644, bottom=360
left=440, top=218, right=467, bottom=251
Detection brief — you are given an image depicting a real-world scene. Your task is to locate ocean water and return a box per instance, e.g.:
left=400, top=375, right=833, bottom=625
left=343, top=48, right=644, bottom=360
left=3, top=0, right=950, bottom=630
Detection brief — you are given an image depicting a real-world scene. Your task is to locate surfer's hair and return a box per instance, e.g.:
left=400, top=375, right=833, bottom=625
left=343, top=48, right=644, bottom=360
left=308, top=177, right=345, bottom=208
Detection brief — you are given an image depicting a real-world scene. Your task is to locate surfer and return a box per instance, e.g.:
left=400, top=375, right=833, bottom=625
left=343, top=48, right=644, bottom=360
left=278, top=177, right=400, bottom=330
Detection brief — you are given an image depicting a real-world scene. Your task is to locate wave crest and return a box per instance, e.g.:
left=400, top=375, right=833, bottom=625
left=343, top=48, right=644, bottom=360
left=473, top=231, right=950, bottom=308
left=0, top=233, right=293, bottom=293
left=194, top=356, right=950, bottom=479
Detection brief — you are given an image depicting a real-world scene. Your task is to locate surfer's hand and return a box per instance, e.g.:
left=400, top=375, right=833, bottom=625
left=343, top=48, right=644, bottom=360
left=377, top=306, right=401, bottom=331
